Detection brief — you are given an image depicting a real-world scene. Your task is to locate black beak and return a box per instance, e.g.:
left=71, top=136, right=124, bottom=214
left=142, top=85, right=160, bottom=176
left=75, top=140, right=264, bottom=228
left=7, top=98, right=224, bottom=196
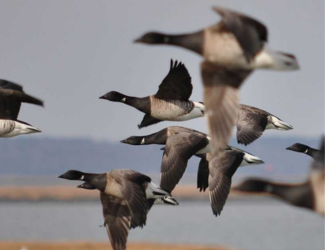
left=286, top=146, right=292, bottom=150
left=99, top=95, right=106, bottom=100
left=120, top=139, right=126, bottom=143
left=134, top=37, right=142, bottom=43
left=58, top=174, right=64, bottom=179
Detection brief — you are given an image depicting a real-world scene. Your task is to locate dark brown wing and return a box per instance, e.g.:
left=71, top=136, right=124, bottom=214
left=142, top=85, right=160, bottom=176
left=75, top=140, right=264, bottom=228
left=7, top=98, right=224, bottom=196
left=213, top=6, right=268, bottom=62
left=154, top=59, right=192, bottom=101
left=196, top=154, right=209, bottom=192
left=201, top=62, right=251, bottom=154
left=236, top=111, right=268, bottom=145
left=0, top=80, right=43, bottom=120
left=208, top=151, right=244, bottom=216
left=100, top=193, right=131, bottom=250
left=120, top=172, right=151, bottom=229
left=138, top=114, right=162, bottom=129
left=160, top=131, right=209, bottom=192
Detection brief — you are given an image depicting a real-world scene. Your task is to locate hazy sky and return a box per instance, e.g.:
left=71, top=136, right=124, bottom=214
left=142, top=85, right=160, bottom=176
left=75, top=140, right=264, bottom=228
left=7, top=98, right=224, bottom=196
left=0, top=0, right=323, bottom=142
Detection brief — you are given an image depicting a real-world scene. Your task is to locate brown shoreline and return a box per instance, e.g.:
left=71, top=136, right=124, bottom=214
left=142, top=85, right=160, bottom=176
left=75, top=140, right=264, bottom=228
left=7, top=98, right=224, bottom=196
left=0, top=241, right=235, bottom=250
left=0, top=185, right=263, bottom=202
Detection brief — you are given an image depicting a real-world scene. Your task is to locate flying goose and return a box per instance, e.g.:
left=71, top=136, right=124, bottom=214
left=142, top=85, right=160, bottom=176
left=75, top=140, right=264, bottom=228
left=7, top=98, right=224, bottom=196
left=59, top=169, right=178, bottom=250
left=234, top=137, right=324, bottom=215
left=0, top=79, right=43, bottom=137
left=135, top=6, right=299, bottom=154
left=100, top=60, right=204, bottom=129
left=286, top=143, right=320, bottom=160
left=135, top=7, right=299, bottom=71
left=237, top=104, right=293, bottom=145
left=194, top=146, right=265, bottom=217
left=196, top=144, right=264, bottom=193
left=121, top=126, right=263, bottom=193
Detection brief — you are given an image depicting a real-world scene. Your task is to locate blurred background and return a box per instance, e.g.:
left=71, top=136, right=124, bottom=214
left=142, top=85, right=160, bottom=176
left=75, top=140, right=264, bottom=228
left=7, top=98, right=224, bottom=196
left=0, top=1, right=323, bottom=250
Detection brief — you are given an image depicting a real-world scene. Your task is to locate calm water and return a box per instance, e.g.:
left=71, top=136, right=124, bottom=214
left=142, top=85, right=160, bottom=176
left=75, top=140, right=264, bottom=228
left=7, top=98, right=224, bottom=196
left=0, top=198, right=324, bottom=250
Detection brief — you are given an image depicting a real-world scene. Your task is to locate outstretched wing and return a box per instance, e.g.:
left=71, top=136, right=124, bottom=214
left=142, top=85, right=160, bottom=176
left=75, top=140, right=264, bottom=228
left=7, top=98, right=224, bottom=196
left=213, top=6, right=268, bottom=62
left=120, top=171, right=152, bottom=229
left=0, top=79, right=43, bottom=120
left=100, top=193, right=131, bottom=250
left=197, top=154, right=209, bottom=192
left=208, top=151, right=244, bottom=216
left=155, top=59, right=192, bottom=101
left=201, top=62, right=251, bottom=154
left=236, top=111, right=268, bottom=145
left=138, top=114, right=162, bottom=129
left=160, top=131, right=209, bottom=192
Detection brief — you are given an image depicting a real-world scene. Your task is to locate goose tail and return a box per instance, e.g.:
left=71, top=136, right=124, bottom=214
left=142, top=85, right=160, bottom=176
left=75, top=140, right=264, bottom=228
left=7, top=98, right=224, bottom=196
left=146, top=182, right=170, bottom=199
left=268, top=116, right=293, bottom=131
left=268, top=50, right=299, bottom=71
left=256, top=46, right=299, bottom=71
left=154, top=196, right=179, bottom=206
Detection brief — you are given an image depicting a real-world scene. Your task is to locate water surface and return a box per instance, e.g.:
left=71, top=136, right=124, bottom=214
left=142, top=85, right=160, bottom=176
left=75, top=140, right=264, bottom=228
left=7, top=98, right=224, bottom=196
left=0, top=199, right=323, bottom=250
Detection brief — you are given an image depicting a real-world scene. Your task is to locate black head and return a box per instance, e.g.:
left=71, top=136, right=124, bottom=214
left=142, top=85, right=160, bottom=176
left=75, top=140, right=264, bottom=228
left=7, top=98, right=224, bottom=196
left=99, top=91, right=126, bottom=102
left=286, top=143, right=310, bottom=153
left=59, top=170, right=85, bottom=181
left=134, top=32, right=168, bottom=44
left=120, top=136, right=146, bottom=145
left=77, top=182, right=96, bottom=190
left=234, top=179, right=270, bottom=193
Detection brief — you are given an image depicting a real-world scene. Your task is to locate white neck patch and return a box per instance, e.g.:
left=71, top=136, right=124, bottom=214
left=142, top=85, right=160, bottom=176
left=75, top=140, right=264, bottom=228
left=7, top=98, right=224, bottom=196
left=304, top=149, right=308, bottom=154
left=121, top=97, right=126, bottom=102
left=141, top=138, right=145, bottom=145
left=80, top=175, right=84, bottom=180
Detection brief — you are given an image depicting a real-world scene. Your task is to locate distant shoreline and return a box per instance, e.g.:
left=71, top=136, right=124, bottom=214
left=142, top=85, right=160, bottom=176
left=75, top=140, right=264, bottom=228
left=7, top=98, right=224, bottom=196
left=0, top=241, right=237, bottom=250
left=0, top=185, right=268, bottom=202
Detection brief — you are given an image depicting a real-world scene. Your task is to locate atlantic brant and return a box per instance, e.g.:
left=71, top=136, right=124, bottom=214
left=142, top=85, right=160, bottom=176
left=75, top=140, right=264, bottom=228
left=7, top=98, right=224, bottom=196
left=59, top=169, right=178, bottom=250
left=234, top=137, right=324, bottom=215
left=237, top=104, right=293, bottom=145
left=100, top=60, right=204, bottom=129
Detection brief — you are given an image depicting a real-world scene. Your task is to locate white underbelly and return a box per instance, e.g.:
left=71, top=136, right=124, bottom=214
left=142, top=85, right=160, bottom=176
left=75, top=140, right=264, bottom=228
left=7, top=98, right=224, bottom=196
left=0, top=120, right=16, bottom=137
left=174, top=107, right=204, bottom=121
left=150, top=98, right=189, bottom=121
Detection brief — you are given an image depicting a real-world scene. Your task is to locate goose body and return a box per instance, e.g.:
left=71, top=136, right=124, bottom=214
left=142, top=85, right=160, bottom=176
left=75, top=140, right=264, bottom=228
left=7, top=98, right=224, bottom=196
left=0, top=79, right=43, bottom=137
left=100, top=60, right=204, bottom=129
left=135, top=6, right=299, bottom=155
left=148, top=96, right=203, bottom=121
left=59, top=169, right=178, bottom=250
left=235, top=137, right=325, bottom=215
